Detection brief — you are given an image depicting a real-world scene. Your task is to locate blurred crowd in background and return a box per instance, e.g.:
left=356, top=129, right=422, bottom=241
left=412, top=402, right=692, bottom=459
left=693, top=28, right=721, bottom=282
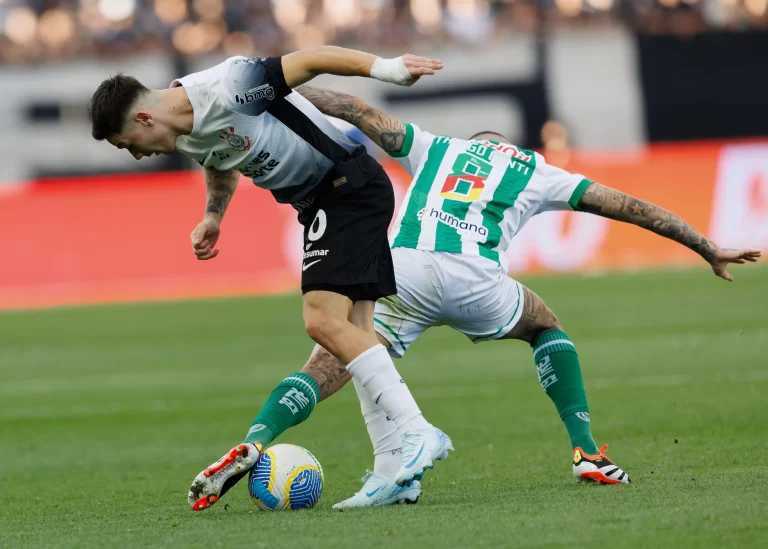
left=1, top=0, right=766, bottom=64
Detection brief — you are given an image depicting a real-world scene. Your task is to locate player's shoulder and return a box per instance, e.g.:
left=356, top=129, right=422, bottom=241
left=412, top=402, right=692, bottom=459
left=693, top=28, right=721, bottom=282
left=222, top=57, right=284, bottom=114
left=181, top=57, right=280, bottom=112
left=172, top=57, right=266, bottom=90
left=405, top=123, right=447, bottom=148
left=390, top=123, right=448, bottom=165
left=223, top=56, right=269, bottom=76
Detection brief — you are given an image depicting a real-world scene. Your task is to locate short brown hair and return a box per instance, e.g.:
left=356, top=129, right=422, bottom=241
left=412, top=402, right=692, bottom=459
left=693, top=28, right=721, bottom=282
left=469, top=130, right=511, bottom=143
left=89, top=74, right=148, bottom=141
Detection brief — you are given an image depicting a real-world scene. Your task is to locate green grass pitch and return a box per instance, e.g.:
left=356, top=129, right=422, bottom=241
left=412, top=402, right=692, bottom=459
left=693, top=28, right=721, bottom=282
left=1, top=268, right=767, bottom=548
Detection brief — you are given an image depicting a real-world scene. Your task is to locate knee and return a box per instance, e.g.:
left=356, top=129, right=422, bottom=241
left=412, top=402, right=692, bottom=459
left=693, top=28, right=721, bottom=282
left=303, top=308, right=344, bottom=348
left=505, top=287, right=564, bottom=344
left=531, top=308, right=562, bottom=341
left=543, top=308, right=562, bottom=332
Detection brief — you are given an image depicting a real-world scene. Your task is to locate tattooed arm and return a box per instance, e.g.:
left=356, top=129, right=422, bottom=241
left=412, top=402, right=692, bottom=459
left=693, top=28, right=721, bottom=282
left=189, top=167, right=240, bottom=261
left=578, top=183, right=761, bottom=281
left=296, top=86, right=407, bottom=154
left=203, top=166, right=239, bottom=222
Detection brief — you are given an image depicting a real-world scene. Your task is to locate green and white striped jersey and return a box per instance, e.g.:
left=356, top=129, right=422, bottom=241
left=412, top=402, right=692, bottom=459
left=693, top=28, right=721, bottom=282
left=389, top=124, right=592, bottom=269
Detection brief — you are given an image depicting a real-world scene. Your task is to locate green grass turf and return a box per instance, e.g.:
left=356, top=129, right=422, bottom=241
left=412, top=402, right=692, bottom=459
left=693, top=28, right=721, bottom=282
left=1, top=267, right=767, bottom=548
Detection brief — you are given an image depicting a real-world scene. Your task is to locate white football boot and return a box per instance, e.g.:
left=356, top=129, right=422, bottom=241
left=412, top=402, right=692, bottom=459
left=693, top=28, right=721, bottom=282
left=572, top=444, right=631, bottom=484
left=394, top=426, right=454, bottom=486
left=188, top=442, right=261, bottom=511
left=333, top=471, right=421, bottom=511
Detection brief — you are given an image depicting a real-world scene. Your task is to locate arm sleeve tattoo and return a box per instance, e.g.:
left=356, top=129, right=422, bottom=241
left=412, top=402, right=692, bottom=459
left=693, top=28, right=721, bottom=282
left=578, top=182, right=718, bottom=261
left=296, top=85, right=407, bottom=154
left=204, top=167, right=239, bottom=219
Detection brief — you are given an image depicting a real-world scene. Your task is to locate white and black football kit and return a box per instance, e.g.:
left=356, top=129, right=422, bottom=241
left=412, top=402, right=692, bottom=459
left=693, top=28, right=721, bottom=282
left=173, top=56, right=396, bottom=301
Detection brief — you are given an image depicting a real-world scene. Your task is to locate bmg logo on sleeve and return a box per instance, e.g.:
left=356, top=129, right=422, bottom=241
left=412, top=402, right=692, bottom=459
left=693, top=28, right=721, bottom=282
left=235, top=83, right=275, bottom=105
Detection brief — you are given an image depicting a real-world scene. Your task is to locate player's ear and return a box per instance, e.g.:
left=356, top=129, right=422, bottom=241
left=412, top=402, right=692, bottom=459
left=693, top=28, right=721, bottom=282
left=134, top=111, right=154, bottom=127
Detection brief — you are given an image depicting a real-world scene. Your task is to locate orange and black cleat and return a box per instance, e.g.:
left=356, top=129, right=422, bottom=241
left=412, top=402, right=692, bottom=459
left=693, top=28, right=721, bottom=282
left=572, top=444, right=631, bottom=485
left=188, top=442, right=262, bottom=511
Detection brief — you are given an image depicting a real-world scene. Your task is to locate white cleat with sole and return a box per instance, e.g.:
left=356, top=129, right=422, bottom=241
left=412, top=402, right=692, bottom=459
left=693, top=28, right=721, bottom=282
left=333, top=471, right=421, bottom=511
left=572, top=444, right=631, bottom=485
left=394, top=426, right=453, bottom=486
left=188, top=442, right=261, bottom=511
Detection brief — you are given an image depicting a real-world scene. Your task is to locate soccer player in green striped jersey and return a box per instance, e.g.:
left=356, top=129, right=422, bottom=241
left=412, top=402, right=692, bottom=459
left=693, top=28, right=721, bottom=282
left=207, top=87, right=760, bottom=510
left=293, top=87, right=760, bottom=508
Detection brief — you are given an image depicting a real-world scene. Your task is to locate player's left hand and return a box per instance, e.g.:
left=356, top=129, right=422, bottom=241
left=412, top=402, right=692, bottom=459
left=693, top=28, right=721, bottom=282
left=709, top=248, right=761, bottom=281
left=401, top=54, right=443, bottom=86
left=191, top=216, right=221, bottom=260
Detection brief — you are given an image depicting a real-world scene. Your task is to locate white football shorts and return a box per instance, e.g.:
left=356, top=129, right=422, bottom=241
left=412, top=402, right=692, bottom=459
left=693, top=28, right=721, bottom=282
left=374, top=247, right=525, bottom=358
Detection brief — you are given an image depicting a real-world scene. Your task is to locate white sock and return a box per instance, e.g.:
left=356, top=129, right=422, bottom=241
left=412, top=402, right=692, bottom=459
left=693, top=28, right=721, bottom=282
left=353, top=376, right=401, bottom=452
left=353, top=377, right=402, bottom=474
left=373, top=450, right=402, bottom=475
left=346, top=344, right=430, bottom=431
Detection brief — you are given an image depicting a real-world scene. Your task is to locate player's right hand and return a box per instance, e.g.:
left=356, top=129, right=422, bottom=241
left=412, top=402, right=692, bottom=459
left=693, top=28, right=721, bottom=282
left=709, top=248, right=761, bottom=281
left=401, top=54, right=443, bottom=86
left=191, top=216, right=221, bottom=260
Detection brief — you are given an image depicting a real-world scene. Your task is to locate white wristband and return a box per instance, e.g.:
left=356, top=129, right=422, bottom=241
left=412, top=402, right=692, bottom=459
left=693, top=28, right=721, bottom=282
left=370, top=57, right=412, bottom=86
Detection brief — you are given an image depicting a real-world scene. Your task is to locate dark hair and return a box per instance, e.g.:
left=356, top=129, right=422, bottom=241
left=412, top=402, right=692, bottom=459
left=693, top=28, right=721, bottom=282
left=468, top=130, right=511, bottom=144
left=89, top=74, right=148, bottom=141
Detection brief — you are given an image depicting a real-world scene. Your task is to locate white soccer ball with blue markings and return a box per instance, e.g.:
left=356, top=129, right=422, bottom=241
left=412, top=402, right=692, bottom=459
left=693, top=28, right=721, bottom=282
left=248, top=444, right=324, bottom=510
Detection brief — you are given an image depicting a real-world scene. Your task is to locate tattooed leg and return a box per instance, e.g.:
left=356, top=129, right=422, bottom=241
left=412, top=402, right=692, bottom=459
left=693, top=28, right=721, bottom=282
left=302, top=338, right=403, bottom=475
left=242, top=332, right=394, bottom=448
left=301, top=344, right=352, bottom=401
left=301, top=331, right=392, bottom=400
left=501, top=286, right=561, bottom=344
left=500, top=284, right=600, bottom=454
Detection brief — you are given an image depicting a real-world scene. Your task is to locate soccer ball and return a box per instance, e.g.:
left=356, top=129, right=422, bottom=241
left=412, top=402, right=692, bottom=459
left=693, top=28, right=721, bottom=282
left=248, top=444, right=324, bottom=510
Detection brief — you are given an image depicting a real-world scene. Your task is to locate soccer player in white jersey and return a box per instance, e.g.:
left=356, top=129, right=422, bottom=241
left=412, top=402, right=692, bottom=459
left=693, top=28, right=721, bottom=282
left=210, top=86, right=761, bottom=509
left=89, top=47, right=452, bottom=511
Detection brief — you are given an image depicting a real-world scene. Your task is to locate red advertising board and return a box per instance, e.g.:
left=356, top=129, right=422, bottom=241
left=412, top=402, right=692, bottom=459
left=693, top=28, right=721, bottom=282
left=2, top=143, right=767, bottom=310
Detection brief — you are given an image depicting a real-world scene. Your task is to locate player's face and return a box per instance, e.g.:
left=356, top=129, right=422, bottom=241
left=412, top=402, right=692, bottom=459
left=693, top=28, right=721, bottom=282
left=108, top=117, right=176, bottom=160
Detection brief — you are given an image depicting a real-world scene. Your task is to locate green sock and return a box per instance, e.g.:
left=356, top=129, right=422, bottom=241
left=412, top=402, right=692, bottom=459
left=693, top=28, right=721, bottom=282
left=532, top=330, right=598, bottom=454
left=243, top=372, right=321, bottom=447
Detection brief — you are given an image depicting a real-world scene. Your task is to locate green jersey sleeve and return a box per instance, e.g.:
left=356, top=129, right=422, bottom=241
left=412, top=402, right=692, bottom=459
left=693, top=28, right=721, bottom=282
left=388, top=123, right=436, bottom=176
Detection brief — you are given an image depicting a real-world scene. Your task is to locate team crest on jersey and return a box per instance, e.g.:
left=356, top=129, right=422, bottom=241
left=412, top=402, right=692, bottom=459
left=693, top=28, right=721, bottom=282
left=219, top=127, right=252, bottom=152
left=440, top=174, right=486, bottom=202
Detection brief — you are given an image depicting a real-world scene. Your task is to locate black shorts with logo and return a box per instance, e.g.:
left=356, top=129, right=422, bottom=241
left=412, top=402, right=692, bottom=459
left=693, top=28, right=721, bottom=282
left=297, top=150, right=396, bottom=303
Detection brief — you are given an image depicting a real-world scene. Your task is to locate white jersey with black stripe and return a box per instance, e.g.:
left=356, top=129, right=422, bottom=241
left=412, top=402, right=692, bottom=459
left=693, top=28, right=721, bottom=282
left=173, top=56, right=364, bottom=204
